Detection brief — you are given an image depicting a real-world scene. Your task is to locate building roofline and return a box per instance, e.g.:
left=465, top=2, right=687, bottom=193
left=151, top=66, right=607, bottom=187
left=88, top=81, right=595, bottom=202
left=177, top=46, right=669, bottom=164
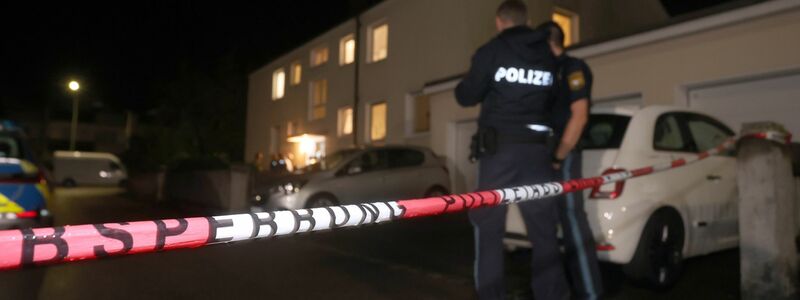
left=249, top=19, right=358, bottom=78
left=249, top=0, right=393, bottom=78
left=422, top=0, right=800, bottom=91
left=569, top=0, right=800, bottom=59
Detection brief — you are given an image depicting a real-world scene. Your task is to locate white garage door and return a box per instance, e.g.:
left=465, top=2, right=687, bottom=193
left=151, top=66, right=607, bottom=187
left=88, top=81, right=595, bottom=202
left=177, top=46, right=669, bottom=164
left=689, top=72, right=800, bottom=141
left=592, top=93, right=643, bottom=113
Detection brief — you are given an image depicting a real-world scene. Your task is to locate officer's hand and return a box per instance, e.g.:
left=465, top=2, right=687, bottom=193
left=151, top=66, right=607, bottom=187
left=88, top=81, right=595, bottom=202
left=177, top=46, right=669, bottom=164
left=552, top=163, right=561, bottom=171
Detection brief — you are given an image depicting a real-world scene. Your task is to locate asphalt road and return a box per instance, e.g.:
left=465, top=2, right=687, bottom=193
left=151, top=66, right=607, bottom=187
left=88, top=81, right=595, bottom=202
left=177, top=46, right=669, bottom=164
left=0, top=188, right=740, bottom=299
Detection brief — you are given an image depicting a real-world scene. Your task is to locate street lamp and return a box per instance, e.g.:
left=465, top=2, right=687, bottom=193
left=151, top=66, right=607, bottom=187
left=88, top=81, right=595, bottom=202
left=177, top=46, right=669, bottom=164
left=68, top=80, right=80, bottom=150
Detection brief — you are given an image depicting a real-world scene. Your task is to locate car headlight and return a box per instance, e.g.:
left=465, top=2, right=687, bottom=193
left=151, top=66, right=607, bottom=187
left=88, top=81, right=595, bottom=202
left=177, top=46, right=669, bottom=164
left=272, top=181, right=306, bottom=195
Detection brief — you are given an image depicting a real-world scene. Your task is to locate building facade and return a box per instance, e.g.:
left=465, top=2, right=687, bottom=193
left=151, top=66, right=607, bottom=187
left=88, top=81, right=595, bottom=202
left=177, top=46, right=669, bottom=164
left=247, top=0, right=800, bottom=193
left=246, top=0, right=667, bottom=167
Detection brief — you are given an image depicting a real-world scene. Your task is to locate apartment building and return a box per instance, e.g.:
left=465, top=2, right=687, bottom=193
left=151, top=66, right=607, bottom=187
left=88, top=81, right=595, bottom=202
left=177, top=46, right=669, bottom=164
left=246, top=0, right=667, bottom=166
left=247, top=0, right=800, bottom=193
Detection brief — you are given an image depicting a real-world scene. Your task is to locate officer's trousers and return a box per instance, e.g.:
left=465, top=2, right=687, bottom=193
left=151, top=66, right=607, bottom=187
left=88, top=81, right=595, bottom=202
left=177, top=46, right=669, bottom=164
left=469, top=143, right=569, bottom=300
left=557, top=152, right=603, bottom=299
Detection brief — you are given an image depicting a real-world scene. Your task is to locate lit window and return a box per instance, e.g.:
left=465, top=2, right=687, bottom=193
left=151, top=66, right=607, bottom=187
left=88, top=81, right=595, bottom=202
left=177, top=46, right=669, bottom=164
left=552, top=8, right=579, bottom=47
left=337, top=106, right=353, bottom=136
left=310, top=79, right=328, bottom=120
left=368, top=22, right=388, bottom=63
left=310, top=46, right=329, bottom=67
left=271, top=68, right=286, bottom=100
left=413, top=95, right=430, bottom=133
left=290, top=61, right=302, bottom=85
left=339, top=35, right=356, bottom=65
left=370, top=102, right=387, bottom=141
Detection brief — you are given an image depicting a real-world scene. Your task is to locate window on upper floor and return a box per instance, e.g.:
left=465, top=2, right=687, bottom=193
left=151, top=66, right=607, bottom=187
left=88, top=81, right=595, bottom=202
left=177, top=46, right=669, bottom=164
left=309, top=79, right=328, bottom=120
left=337, top=106, right=353, bottom=136
left=367, top=22, right=388, bottom=63
left=339, top=34, right=356, bottom=65
left=310, top=46, right=329, bottom=67
left=271, top=68, right=286, bottom=100
left=553, top=8, right=579, bottom=47
left=290, top=61, right=302, bottom=85
left=369, top=101, right=387, bottom=141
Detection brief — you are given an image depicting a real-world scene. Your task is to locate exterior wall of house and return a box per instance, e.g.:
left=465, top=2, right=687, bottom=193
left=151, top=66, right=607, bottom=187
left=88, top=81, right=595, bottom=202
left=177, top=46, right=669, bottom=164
left=245, top=0, right=764, bottom=167
left=247, top=20, right=358, bottom=164
left=579, top=4, right=800, bottom=107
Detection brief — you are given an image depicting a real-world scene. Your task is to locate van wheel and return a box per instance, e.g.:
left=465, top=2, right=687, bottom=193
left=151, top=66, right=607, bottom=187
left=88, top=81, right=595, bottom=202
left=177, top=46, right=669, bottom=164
left=623, top=208, right=685, bottom=290
left=306, top=194, right=338, bottom=208
left=424, top=186, right=449, bottom=197
left=62, top=178, right=77, bottom=188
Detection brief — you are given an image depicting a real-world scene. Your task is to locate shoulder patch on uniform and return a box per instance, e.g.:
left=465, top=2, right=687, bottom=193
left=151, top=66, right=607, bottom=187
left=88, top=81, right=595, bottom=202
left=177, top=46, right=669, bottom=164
left=568, top=71, right=585, bottom=91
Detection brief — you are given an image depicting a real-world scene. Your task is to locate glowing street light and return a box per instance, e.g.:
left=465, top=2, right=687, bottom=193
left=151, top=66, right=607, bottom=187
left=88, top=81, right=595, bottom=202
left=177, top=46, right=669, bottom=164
left=68, top=81, right=80, bottom=92
left=67, top=80, right=81, bottom=150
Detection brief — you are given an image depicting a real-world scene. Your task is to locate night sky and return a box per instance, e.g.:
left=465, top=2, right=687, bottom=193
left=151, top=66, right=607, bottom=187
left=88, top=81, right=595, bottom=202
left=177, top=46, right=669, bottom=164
left=0, top=1, right=382, bottom=116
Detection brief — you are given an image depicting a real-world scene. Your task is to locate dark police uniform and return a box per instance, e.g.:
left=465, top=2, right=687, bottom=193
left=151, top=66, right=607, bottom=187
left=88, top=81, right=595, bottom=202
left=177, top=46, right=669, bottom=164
left=455, top=26, right=569, bottom=300
left=551, top=54, right=603, bottom=299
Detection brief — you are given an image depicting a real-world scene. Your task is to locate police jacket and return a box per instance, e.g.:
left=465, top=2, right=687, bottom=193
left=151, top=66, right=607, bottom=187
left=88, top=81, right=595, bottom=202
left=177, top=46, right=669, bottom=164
left=455, top=26, right=556, bottom=135
left=551, top=54, right=593, bottom=138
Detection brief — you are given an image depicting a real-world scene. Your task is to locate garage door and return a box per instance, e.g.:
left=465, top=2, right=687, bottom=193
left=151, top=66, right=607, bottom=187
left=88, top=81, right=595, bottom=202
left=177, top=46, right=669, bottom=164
left=592, top=93, right=642, bottom=113
left=689, top=72, right=800, bottom=142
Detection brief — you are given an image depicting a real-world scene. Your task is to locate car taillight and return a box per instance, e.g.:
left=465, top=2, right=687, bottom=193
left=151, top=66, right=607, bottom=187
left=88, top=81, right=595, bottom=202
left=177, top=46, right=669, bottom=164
left=596, top=243, right=615, bottom=251
left=0, top=172, right=46, bottom=184
left=15, top=211, right=38, bottom=218
left=589, top=168, right=626, bottom=200
left=1, top=211, right=39, bottom=219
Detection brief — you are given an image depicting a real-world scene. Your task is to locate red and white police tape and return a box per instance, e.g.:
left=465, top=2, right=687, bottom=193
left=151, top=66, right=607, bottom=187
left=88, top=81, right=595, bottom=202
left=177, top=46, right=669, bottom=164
left=0, top=131, right=791, bottom=270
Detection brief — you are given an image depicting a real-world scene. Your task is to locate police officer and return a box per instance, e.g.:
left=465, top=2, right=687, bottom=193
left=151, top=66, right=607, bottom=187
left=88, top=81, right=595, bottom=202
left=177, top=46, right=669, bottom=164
left=538, top=21, right=603, bottom=299
left=455, top=1, right=569, bottom=299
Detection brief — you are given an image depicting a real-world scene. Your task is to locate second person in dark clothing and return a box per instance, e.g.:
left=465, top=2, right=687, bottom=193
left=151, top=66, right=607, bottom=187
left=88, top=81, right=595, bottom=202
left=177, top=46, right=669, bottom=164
left=539, top=21, right=603, bottom=299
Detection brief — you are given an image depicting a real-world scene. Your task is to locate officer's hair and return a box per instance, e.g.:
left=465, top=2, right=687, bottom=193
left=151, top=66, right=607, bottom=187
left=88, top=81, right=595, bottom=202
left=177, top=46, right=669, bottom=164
left=537, top=21, right=565, bottom=49
left=496, top=0, right=528, bottom=26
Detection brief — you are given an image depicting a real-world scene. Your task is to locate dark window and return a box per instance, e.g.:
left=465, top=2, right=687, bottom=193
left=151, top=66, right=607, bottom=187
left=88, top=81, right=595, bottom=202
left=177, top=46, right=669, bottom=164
left=685, top=114, right=734, bottom=153
left=0, top=133, right=22, bottom=159
left=109, top=162, right=121, bottom=171
left=580, top=114, right=631, bottom=150
left=388, top=149, right=425, bottom=168
left=653, top=113, right=693, bottom=152
left=346, top=150, right=389, bottom=174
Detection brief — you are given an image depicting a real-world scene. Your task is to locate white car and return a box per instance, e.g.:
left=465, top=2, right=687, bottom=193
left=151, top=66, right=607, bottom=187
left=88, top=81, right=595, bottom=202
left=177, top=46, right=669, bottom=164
left=251, top=146, right=451, bottom=210
left=505, top=105, right=738, bottom=288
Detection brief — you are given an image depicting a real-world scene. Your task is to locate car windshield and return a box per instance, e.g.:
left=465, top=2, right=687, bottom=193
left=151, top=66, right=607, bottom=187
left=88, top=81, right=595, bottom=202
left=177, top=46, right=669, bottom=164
left=300, top=149, right=359, bottom=172
left=0, top=132, right=23, bottom=159
left=580, top=114, right=632, bottom=150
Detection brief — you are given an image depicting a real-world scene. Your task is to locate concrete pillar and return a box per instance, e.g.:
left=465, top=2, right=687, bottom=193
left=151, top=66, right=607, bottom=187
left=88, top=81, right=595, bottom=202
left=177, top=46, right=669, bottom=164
left=737, top=122, right=798, bottom=300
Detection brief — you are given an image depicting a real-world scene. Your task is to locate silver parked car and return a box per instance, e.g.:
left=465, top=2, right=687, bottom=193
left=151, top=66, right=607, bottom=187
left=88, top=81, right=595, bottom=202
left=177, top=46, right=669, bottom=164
left=251, top=146, right=451, bottom=210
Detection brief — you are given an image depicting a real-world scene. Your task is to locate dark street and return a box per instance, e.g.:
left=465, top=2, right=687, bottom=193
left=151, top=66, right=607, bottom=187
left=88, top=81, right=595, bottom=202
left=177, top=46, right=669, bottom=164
left=0, top=188, right=740, bottom=299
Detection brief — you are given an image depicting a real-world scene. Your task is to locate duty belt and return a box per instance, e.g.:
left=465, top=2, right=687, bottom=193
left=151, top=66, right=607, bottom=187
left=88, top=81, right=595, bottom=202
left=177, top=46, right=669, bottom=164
left=497, top=132, right=549, bottom=144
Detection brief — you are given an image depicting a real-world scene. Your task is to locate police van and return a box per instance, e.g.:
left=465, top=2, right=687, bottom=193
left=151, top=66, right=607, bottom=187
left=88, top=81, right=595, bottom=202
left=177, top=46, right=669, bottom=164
left=0, top=120, right=53, bottom=229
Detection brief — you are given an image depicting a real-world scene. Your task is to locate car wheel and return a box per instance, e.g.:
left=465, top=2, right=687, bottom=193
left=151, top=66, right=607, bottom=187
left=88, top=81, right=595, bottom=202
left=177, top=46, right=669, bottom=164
left=306, top=194, right=338, bottom=208
left=62, top=178, right=77, bottom=188
left=623, top=208, right=685, bottom=289
left=424, top=186, right=449, bottom=197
